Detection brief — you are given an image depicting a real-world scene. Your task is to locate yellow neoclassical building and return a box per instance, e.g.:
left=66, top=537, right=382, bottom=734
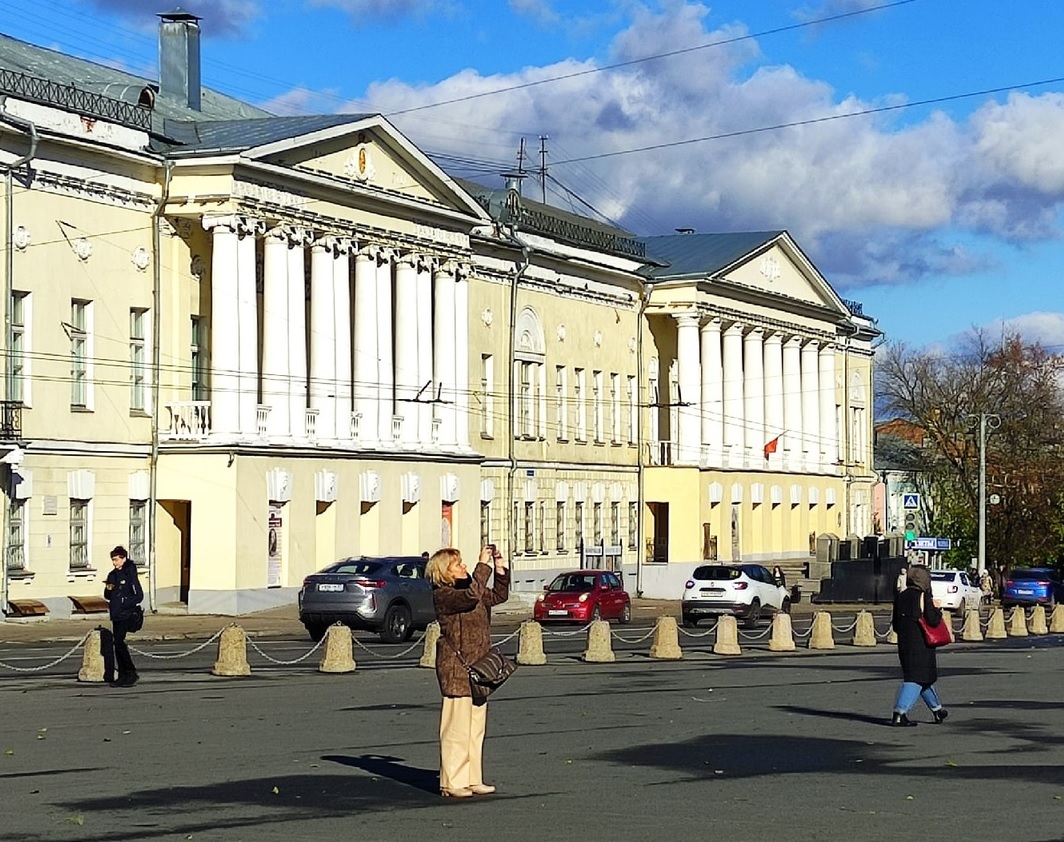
left=0, top=12, right=878, bottom=620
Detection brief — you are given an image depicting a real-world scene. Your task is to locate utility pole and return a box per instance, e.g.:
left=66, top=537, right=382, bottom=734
left=538, top=135, right=549, bottom=203
left=968, top=411, right=1000, bottom=576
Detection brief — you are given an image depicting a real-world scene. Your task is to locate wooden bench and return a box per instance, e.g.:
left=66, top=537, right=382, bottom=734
left=7, top=599, right=49, bottom=617
left=69, top=595, right=109, bottom=614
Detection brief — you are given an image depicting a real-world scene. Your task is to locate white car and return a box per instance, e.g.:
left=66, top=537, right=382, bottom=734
left=681, top=564, right=790, bottom=629
left=929, top=569, right=983, bottom=615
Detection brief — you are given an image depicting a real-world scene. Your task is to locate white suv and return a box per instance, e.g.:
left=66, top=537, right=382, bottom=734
left=682, top=564, right=790, bottom=629
left=929, top=569, right=983, bottom=615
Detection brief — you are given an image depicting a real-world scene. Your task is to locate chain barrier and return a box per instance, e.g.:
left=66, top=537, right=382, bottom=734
left=677, top=621, right=718, bottom=638
left=247, top=635, right=325, bottom=666
left=737, top=625, right=773, bottom=641
left=0, top=630, right=92, bottom=673
left=352, top=632, right=427, bottom=660
left=874, top=625, right=894, bottom=640
left=494, top=628, right=521, bottom=647
left=130, top=628, right=225, bottom=660
left=791, top=624, right=813, bottom=639
left=610, top=627, right=657, bottom=645
left=831, top=619, right=859, bottom=634
left=540, top=622, right=594, bottom=638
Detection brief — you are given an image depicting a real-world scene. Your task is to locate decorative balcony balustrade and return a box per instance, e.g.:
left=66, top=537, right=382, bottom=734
left=646, top=440, right=675, bottom=466
left=163, top=401, right=212, bottom=441
left=350, top=411, right=362, bottom=441
left=0, top=400, right=22, bottom=440
left=304, top=408, right=319, bottom=443
left=391, top=414, right=403, bottom=443
left=255, top=405, right=270, bottom=439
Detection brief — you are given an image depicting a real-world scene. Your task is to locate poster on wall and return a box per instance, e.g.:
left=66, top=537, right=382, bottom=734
left=268, top=504, right=283, bottom=588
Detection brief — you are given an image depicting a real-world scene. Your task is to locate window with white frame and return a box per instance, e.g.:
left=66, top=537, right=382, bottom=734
left=70, top=299, right=91, bottom=408
left=574, top=368, right=587, bottom=441
left=7, top=498, right=25, bottom=572
left=610, top=373, right=621, bottom=443
left=537, top=500, right=546, bottom=552
left=511, top=499, right=520, bottom=553
left=628, top=501, right=638, bottom=549
left=11, top=291, right=29, bottom=406
left=610, top=501, right=620, bottom=545
left=574, top=500, right=584, bottom=550
left=627, top=375, right=637, bottom=444
left=69, top=499, right=90, bottom=569
left=191, top=316, right=206, bottom=401
left=480, top=354, right=494, bottom=438
left=129, top=500, right=147, bottom=565
left=518, top=361, right=535, bottom=438
left=130, top=308, right=148, bottom=412
left=524, top=501, right=535, bottom=553
left=555, top=366, right=568, bottom=440
left=556, top=501, right=566, bottom=551
left=593, top=502, right=603, bottom=544
left=480, top=500, right=491, bottom=547
left=593, top=370, right=604, bottom=443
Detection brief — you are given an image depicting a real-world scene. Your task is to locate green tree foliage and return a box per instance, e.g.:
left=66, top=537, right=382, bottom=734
left=878, top=331, right=1064, bottom=568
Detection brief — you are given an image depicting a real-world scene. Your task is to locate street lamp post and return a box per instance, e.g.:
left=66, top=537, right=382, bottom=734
left=968, top=411, right=1000, bottom=576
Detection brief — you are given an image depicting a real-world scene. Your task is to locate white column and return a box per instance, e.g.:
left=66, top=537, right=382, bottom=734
left=819, top=343, right=837, bottom=473
left=353, top=246, right=379, bottom=444
left=261, top=227, right=290, bottom=437
left=743, top=327, right=765, bottom=464
left=375, top=249, right=395, bottom=445
left=415, top=255, right=434, bottom=445
left=333, top=239, right=353, bottom=441
left=454, top=265, right=471, bottom=450
left=286, top=227, right=309, bottom=438
left=722, top=322, right=745, bottom=466
left=309, top=237, right=337, bottom=441
left=394, top=253, right=419, bottom=446
left=801, top=339, right=821, bottom=471
left=236, top=217, right=263, bottom=437
left=763, top=332, right=784, bottom=470
left=204, top=216, right=240, bottom=436
left=675, top=313, right=702, bottom=465
left=433, top=261, right=458, bottom=447
left=783, top=336, right=803, bottom=471
left=700, top=318, right=723, bottom=467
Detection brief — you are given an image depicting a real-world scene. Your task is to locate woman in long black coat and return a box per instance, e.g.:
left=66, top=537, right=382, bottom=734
left=891, top=565, right=948, bottom=726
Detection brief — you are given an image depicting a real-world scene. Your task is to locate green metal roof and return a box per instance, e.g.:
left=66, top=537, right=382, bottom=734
left=638, top=231, right=785, bottom=278
left=158, top=114, right=374, bottom=155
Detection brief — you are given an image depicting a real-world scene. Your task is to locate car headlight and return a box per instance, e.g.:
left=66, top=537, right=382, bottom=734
left=578, top=593, right=589, bottom=603
left=536, top=594, right=545, bottom=603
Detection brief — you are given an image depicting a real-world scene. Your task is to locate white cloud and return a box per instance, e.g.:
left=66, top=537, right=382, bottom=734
left=307, top=0, right=453, bottom=22
left=87, top=0, right=261, bottom=37
left=509, top=0, right=560, bottom=26
left=998, top=312, right=1064, bottom=349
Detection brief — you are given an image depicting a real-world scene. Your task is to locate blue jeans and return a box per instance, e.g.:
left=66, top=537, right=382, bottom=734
left=894, top=681, right=942, bottom=714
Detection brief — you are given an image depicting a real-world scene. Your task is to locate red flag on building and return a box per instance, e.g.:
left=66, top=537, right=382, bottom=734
left=763, top=435, right=781, bottom=459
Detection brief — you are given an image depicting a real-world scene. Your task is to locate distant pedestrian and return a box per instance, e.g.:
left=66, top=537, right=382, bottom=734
left=895, top=566, right=908, bottom=594
left=890, top=566, right=948, bottom=726
left=426, top=544, right=510, bottom=798
left=772, top=565, right=786, bottom=589
left=103, top=546, right=143, bottom=688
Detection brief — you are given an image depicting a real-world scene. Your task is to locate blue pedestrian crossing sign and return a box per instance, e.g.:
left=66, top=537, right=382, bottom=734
left=902, top=493, right=920, bottom=509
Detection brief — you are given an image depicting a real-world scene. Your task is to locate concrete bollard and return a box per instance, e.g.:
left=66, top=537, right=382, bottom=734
left=419, top=621, right=440, bottom=668
left=768, top=612, right=796, bottom=652
left=851, top=610, right=877, bottom=647
left=960, top=608, right=983, bottom=642
left=211, top=624, right=251, bottom=676
left=713, top=615, right=742, bottom=656
left=1007, top=607, right=1029, bottom=638
left=985, top=607, right=1007, bottom=639
left=1029, top=605, right=1048, bottom=635
left=517, top=620, right=548, bottom=665
left=807, top=611, right=835, bottom=649
left=583, top=619, right=616, bottom=663
left=77, top=627, right=106, bottom=683
left=1051, top=605, right=1064, bottom=634
left=942, top=610, right=955, bottom=643
left=887, top=626, right=898, bottom=644
left=649, top=616, right=683, bottom=660
left=318, top=623, right=356, bottom=673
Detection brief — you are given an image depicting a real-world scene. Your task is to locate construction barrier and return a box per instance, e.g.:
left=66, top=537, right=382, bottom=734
left=768, top=613, right=796, bottom=652
left=517, top=620, right=548, bottom=665
left=807, top=612, right=835, bottom=649
left=649, top=616, right=683, bottom=660
left=318, top=623, right=356, bottom=673
left=583, top=619, right=615, bottom=663
left=211, top=624, right=251, bottom=676
left=713, top=615, right=742, bottom=656
left=852, top=611, right=877, bottom=647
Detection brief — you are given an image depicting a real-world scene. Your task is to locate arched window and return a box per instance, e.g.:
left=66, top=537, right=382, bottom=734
left=514, top=307, right=546, bottom=439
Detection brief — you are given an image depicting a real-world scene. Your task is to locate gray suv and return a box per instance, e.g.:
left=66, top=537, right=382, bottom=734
left=298, top=556, right=434, bottom=643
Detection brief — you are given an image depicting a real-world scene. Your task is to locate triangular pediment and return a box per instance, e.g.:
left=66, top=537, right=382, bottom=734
left=721, top=236, right=845, bottom=314
left=244, top=115, right=489, bottom=222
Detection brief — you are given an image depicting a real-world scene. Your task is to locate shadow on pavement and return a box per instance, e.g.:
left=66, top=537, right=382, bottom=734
left=774, top=703, right=892, bottom=726
left=322, top=753, right=439, bottom=793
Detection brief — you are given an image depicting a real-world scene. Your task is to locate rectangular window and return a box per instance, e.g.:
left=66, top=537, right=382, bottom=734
left=611, top=373, right=621, bottom=443
left=556, top=366, right=568, bottom=440
left=574, top=501, right=584, bottom=551
left=537, top=500, right=546, bottom=553
left=69, top=499, right=89, bottom=569
left=70, top=299, right=89, bottom=408
left=191, top=316, right=206, bottom=401
left=129, top=500, right=147, bottom=565
left=130, top=308, right=147, bottom=412
left=628, top=501, right=638, bottom=549
left=556, top=501, right=566, bottom=551
left=593, top=370, right=604, bottom=443
left=627, top=375, right=637, bottom=444
left=610, top=501, right=620, bottom=546
left=519, top=362, right=534, bottom=437
left=7, top=498, right=25, bottom=572
left=10, top=291, right=27, bottom=405
left=593, top=502, right=603, bottom=544
left=524, top=501, right=535, bottom=553
left=575, top=368, right=587, bottom=441
left=480, top=354, right=494, bottom=438
left=511, top=500, right=520, bottom=554
left=480, top=500, right=491, bottom=548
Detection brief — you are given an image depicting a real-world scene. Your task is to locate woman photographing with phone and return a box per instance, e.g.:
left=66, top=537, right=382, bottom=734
left=426, top=544, right=510, bottom=798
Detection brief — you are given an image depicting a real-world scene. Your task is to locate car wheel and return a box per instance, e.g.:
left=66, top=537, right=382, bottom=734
left=781, top=598, right=791, bottom=615
left=620, top=603, right=632, bottom=625
left=744, top=599, right=761, bottom=629
left=957, top=599, right=966, bottom=617
left=379, top=603, right=412, bottom=643
left=591, top=606, right=603, bottom=622
left=305, top=623, right=327, bottom=643
left=682, top=615, right=698, bottom=628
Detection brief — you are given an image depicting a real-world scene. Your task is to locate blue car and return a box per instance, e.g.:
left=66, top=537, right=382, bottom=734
left=1001, top=568, right=1064, bottom=608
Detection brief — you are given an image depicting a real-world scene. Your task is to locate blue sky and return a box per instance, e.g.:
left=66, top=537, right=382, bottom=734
left=4, top=0, right=1064, bottom=351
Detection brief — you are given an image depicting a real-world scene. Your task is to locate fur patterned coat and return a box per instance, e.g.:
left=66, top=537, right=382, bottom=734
left=433, top=562, right=510, bottom=698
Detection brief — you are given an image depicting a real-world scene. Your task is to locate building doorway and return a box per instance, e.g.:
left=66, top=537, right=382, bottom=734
left=647, top=502, right=669, bottom=563
left=157, top=500, right=191, bottom=605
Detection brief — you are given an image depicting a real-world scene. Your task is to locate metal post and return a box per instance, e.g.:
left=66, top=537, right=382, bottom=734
left=975, top=412, right=1000, bottom=577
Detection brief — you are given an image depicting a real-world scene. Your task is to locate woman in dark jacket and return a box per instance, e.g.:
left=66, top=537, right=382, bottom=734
left=103, top=545, right=143, bottom=688
left=426, top=545, right=509, bottom=798
left=891, top=565, right=948, bottom=726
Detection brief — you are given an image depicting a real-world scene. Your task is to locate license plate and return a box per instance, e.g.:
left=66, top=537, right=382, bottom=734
left=702, top=589, right=725, bottom=598
left=318, top=583, right=344, bottom=592
left=548, top=609, right=568, bottom=616
left=1016, top=589, right=1034, bottom=595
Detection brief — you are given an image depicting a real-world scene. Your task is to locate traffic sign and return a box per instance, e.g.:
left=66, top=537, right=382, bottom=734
left=906, top=536, right=951, bottom=551
left=902, top=493, right=920, bottom=509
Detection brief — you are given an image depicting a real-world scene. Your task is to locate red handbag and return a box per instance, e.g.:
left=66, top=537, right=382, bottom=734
left=918, top=615, right=951, bottom=647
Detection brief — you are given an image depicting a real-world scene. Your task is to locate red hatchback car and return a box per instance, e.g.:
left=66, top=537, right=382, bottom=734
left=533, top=570, right=632, bottom=624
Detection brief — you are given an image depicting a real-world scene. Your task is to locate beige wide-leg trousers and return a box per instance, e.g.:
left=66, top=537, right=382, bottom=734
left=439, top=696, right=488, bottom=792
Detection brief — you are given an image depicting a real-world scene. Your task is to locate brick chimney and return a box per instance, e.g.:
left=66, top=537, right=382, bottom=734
left=158, top=9, right=201, bottom=111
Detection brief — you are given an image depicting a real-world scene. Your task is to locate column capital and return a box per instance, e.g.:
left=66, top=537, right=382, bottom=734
left=395, top=251, right=419, bottom=269
left=202, top=214, right=240, bottom=234
left=724, top=321, right=745, bottom=336
left=818, top=342, right=836, bottom=354
left=333, top=237, right=355, bottom=256
left=376, top=247, right=395, bottom=266
left=746, top=326, right=765, bottom=339
left=416, top=253, right=436, bottom=273
left=700, top=317, right=722, bottom=333
left=784, top=334, right=803, bottom=348
left=803, top=338, right=821, bottom=352
left=764, top=331, right=784, bottom=345
left=673, top=311, right=700, bottom=328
